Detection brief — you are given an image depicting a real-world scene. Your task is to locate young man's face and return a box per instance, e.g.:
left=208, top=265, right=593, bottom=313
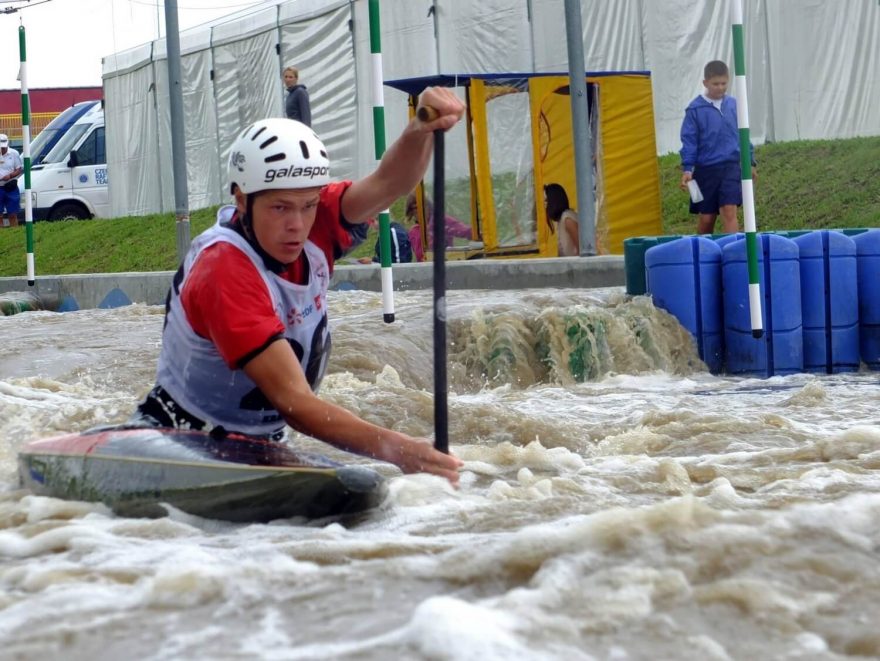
left=703, top=75, right=729, bottom=100
left=237, top=187, right=322, bottom=264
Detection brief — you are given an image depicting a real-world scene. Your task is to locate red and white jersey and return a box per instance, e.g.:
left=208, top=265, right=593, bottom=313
left=157, top=220, right=331, bottom=437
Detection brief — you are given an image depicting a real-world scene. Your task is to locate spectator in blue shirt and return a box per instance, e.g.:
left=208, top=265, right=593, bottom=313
left=679, top=60, right=756, bottom=234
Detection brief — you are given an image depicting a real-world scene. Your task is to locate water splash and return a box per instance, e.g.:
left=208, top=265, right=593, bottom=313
left=450, top=295, right=704, bottom=388
left=0, top=292, right=43, bottom=316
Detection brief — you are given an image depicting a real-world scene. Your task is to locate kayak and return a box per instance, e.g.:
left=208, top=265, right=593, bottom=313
left=17, top=426, right=387, bottom=522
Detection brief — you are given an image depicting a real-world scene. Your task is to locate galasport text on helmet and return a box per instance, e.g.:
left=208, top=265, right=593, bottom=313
left=227, top=118, right=331, bottom=195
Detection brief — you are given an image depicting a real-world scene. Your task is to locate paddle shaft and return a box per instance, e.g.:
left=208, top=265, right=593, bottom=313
left=430, top=120, right=448, bottom=454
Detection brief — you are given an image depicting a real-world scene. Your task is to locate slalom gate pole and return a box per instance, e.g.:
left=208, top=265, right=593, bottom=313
left=731, top=0, right=763, bottom=338
left=418, top=105, right=448, bottom=454
left=19, top=25, right=35, bottom=286
left=367, top=0, right=395, bottom=323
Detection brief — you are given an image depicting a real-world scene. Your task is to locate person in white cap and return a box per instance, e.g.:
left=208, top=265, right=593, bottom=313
left=0, top=133, right=23, bottom=228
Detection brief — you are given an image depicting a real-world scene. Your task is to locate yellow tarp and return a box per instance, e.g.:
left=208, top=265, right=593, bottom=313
left=529, top=74, right=662, bottom=255
left=411, top=72, right=662, bottom=259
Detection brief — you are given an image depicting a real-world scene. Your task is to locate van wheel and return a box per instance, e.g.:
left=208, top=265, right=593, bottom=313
left=49, top=202, right=91, bottom=221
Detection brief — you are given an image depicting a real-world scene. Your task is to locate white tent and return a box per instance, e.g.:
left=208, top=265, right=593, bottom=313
left=102, top=0, right=880, bottom=217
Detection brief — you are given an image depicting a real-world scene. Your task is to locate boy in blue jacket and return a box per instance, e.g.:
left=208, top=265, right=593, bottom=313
left=679, top=60, right=756, bottom=234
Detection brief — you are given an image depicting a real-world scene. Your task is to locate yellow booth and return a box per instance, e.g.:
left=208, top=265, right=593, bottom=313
left=385, top=72, right=662, bottom=257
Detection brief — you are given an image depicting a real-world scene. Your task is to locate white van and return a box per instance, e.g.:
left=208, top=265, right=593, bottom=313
left=21, top=101, right=107, bottom=221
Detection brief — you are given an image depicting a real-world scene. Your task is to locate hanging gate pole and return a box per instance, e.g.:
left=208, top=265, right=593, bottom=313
left=18, top=25, right=35, bottom=286
left=731, top=0, right=763, bottom=339
left=368, top=0, right=396, bottom=323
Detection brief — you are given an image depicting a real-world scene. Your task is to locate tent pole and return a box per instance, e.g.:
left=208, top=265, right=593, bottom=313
left=165, top=0, right=191, bottom=264
left=563, top=0, right=596, bottom=256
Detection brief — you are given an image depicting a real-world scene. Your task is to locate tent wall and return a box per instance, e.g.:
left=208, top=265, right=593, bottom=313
left=102, top=0, right=880, bottom=219
left=281, top=3, right=357, bottom=177
left=437, top=0, right=533, bottom=73
left=151, top=29, right=222, bottom=213
left=764, top=0, right=880, bottom=140
left=211, top=8, right=282, bottom=199
left=103, top=43, right=162, bottom=218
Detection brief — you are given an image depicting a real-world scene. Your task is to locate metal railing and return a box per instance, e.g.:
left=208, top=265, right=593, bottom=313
left=0, top=111, right=58, bottom=141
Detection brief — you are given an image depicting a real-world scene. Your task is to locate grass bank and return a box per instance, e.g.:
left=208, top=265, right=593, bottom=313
left=0, top=136, right=877, bottom=277
left=659, top=136, right=880, bottom=235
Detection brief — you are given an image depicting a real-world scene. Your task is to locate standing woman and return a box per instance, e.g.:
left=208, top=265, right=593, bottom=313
left=282, top=66, right=312, bottom=127
left=544, top=183, right=579, bottom=257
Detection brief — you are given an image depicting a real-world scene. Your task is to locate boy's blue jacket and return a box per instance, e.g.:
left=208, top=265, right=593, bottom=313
left=679, top=95, right=754, bottom=172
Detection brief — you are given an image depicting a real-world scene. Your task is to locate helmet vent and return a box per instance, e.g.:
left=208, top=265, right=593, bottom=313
left=229, top=118, right=330, bottom=192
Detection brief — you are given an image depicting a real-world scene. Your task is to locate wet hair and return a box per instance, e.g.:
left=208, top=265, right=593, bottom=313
left=543, top=183, right=571, bottom=233
left=704, top=60, right=729, bottom=80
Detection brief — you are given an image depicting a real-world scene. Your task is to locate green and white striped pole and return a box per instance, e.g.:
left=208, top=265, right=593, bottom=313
left=731, top=1, right=763, bottom=338
left=19, top=25, right=35, bottom=287
left=368, top=0, right=395, bottom=323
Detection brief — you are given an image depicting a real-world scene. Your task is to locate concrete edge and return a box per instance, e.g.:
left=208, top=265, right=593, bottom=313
left=0, top=256, right=625, bottom=311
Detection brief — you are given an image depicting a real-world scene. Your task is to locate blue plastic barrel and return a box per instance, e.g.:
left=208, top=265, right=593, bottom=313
left=853, top=229, right=880, bottom=369
left=624, top=235, right=682, bottom=295
left=773, top=230, right=811, bottom=239
left=714, top=232, right=744, bottom=249
left=792, top=231, right=859, bottom=373
left=645, top=236, right=723, bottom=373
left=722, top=234, right=803, bottom=376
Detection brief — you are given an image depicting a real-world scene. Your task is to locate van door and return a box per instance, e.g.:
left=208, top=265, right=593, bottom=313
left=70, top=125, right=108, bottom=217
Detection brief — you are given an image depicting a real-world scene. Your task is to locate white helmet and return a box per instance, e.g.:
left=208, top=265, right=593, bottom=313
left=228, top=118, right=330, bottom=195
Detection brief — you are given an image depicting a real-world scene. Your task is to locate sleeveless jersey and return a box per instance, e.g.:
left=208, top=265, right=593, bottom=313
left=557, top=209, right=579, bottom=257
left=156, top=214, right=331, bottom=437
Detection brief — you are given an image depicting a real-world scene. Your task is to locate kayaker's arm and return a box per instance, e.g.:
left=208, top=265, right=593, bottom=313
left=243, top=339, right=462, bottom=485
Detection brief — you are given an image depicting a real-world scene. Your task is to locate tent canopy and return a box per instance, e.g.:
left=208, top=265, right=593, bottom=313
left=384, top=71, right=651, bottom=96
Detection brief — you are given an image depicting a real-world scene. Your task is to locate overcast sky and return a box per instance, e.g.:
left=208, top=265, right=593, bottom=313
left=1, top=0, right=269, bottom=90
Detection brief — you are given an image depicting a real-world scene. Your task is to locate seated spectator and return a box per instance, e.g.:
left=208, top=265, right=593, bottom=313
left=372, top=221, right=412, bottom=263
left=357, top=221, right=412, bottom=264
left=544, top=183, right=579, bottom=256
left=405, top=193, right=471, bottom=262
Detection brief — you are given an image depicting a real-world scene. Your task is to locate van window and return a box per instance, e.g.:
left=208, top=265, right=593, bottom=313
left=76, top=127, right=106, bottom=166
left=29, top=102, right=98, bottom=166
left=42, top=123, right=90, bottom=165
left=30, top=128, right=62, bottom=165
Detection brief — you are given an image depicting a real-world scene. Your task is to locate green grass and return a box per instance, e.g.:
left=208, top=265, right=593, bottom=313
left=0, top=136, right=877, bottom=277
left=0, top=208, right=219, bottom=276
left=659, top=135, right=880, bottom=235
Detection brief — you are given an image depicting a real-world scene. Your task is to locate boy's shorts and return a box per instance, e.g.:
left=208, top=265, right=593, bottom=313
left=0, top=186, right=20, bottom=215
left=690, top=161, right=742, bottom=215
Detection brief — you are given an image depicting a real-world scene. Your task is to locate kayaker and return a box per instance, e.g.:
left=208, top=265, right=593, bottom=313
left=131, top=87, right=464, bottom=485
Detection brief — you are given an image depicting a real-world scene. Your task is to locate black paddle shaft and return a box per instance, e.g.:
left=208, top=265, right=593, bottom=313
left=431, top=128, right=449, bottom=454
